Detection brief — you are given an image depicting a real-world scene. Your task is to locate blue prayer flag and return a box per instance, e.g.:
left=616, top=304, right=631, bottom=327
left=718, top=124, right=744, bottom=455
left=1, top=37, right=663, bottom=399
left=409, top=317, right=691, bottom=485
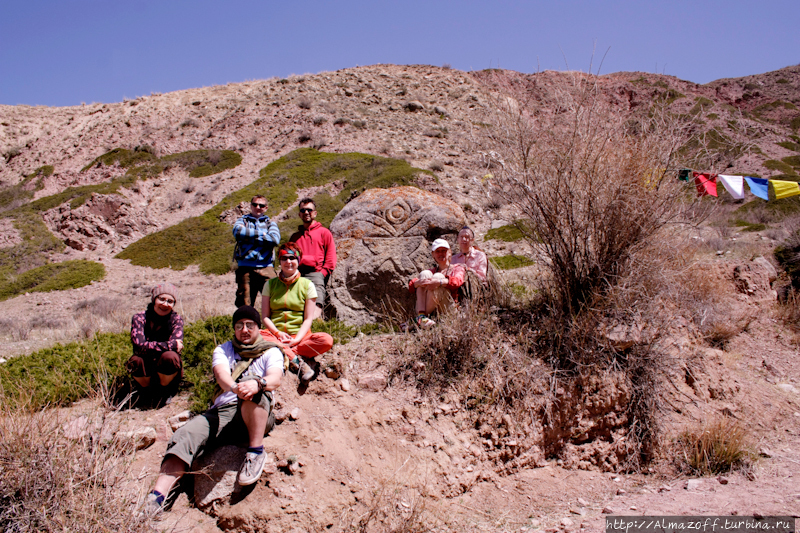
left=745, top=177, right=769, bottom=200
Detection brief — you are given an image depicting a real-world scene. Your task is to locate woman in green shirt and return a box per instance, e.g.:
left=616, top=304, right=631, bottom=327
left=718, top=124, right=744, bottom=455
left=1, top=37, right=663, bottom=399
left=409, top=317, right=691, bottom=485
left=260, top=242, right=333, bottom=386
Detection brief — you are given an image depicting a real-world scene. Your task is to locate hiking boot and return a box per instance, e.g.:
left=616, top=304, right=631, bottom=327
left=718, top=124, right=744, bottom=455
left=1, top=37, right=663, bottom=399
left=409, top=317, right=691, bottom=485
left=298, top=360, right=315, bottom=383
left=238, top=451, right=267, bottom=486
left=415, top=314, right=436, bottom=329
left=139, top=492, right=164, bottom=519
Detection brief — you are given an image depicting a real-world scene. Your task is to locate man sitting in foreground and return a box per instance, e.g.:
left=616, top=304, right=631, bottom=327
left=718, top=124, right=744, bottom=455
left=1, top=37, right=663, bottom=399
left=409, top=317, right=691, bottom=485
left=143, top=306, right=284, bottom=515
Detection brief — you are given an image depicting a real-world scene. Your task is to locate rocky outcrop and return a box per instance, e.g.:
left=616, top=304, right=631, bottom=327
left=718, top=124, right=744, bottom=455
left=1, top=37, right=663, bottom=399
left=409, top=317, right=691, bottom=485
left=43, top=193, right=157, bottom=253
left=732, top=256, right=777, bottom=301
left=328, top=186, right=466, bottom=325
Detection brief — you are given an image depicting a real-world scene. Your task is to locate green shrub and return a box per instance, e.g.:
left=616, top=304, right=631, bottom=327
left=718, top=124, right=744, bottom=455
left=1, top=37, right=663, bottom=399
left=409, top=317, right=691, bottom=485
left=485, top=223, right=525, bottom=242
left=119, top=148, right=430, bottom=273
left=0, top=260, right=105, bottom=301
left=490, top=254, right=535, bottom=270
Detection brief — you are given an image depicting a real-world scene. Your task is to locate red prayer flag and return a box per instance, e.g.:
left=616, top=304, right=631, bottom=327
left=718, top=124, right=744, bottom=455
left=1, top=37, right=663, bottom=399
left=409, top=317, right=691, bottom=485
left=694, top=172, right=718, bottom=197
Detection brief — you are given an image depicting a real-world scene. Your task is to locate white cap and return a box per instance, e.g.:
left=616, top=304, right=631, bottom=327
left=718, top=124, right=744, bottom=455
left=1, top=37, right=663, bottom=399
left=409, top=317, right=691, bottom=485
left=430, top=238, right=450, bottom=252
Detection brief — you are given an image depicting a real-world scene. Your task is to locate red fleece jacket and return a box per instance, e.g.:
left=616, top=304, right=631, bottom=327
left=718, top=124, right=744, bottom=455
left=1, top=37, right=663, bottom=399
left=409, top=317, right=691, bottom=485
left=289, top=221, right=337, bottom=277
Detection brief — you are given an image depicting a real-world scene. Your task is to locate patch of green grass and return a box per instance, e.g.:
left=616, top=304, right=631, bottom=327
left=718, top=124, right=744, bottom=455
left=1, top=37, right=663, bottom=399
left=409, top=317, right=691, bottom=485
left=485, top=223, right=525, bottom=242
left=161, top=149, right=242, bottom=178
left=764, top=159, right=798, bottom=176
left=777, top=141, right=800, bottom=152
left=706, top=113, right=719, bottom=120
left=119, top=148, right=430, bottom=274
left=752, top=100, right=798, bottom=121
left=655, top=89, right=685, bottom=105
left=736, top=196, right=800, bottom=219
left=690, top=97, right=714, bottom=115
left=0, top=314, right=386, bottom=412
left=783, top=155, right=800, bottom=168
left=733, top=219, right=767, bottom=232
left=792, top=117, right=800, bottom=131
left=490, top=254, right=535, bottom=270
left=312, top=318, right=388, bottom=345
left=0, top=260, right=105, bottom=302
left=81, top=147, right=157, bottom=172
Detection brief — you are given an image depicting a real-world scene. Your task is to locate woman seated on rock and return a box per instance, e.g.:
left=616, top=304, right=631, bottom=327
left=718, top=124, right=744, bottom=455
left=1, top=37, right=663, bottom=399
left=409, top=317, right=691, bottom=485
left=260, top=242, right=334, bottom=389
left=408, top=238, right=466, bottom=328
left=127, top=283, right=184, bottom=402
left=451, top=226, right=488, bottom=282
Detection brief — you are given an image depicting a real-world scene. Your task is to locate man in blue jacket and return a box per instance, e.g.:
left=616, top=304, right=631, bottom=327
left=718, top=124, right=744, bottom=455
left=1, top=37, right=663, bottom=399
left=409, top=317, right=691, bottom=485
left=233, top=195, right=280, bottom=307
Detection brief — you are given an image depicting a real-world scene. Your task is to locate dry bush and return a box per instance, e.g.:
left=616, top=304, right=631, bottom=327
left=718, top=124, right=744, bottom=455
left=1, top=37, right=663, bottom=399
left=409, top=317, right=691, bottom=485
left=343, top=480, right=438, bottom=533
left=674, top=417, right=755, bottom=475
left=391, top=302, right=495, bottom=388
left=0, top=392, right=150, bottom=532
left=483, top=72, right=698, bottom=318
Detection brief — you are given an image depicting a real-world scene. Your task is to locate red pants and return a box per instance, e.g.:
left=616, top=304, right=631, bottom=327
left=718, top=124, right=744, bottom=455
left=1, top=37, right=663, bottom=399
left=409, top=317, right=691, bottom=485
left=259, top=329, right=333, bottom=361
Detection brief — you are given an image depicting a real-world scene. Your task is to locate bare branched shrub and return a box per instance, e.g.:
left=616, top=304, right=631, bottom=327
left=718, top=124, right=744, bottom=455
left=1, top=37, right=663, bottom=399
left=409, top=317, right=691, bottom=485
left=484, top=72, right=698, bottom=317
left=344, top=479, right=437, bottom=533
left=0, top=393, right=150, bottom=532
left=297, top=96, right=313, bottom=109
left=674, top=417, right=755, bottom=475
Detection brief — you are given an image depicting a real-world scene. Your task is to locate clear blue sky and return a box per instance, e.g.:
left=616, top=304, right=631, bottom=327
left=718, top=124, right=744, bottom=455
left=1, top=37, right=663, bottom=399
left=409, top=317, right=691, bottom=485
left=2, top=0, right=798, bottom=107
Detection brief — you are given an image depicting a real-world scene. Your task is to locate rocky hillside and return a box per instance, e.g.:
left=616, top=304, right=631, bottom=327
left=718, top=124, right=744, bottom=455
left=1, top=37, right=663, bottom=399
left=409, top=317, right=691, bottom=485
left=1, top=64, right=799, bottom=261
left=2, top=64, right=800, bottom=532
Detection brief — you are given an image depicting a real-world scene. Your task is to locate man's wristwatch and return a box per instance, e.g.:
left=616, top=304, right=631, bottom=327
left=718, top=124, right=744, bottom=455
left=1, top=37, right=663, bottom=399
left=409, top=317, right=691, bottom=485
left=255, top=376, right=268, bottom=392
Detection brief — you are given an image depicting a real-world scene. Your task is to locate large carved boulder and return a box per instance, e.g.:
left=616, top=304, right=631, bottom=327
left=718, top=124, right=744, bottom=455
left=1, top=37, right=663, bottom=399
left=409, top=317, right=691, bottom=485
left=328, top=186, right=466, bottom=325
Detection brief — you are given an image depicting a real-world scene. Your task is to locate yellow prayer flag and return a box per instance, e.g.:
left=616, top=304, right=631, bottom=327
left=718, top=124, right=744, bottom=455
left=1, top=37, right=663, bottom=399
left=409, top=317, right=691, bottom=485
left=771, top=180, right=800, bottom=200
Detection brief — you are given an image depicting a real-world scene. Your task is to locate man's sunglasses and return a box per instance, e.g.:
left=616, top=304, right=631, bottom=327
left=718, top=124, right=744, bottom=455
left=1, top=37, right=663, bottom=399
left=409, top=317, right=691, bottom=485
left=299, top=208, right=314, bottom=213
left=251, top=202, right=267, bottom=208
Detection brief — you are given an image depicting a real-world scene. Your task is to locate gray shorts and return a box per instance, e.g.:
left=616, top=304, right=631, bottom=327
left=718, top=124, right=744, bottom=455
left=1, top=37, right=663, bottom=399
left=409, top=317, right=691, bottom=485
left=163, top=383, right=273, bottom=467
left=303, top=271, right=326, bottom=308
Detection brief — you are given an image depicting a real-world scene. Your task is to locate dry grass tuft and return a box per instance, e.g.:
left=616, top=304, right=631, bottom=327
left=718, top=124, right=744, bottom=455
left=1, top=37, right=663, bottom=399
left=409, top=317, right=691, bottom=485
left=0, top=389, right=151, bottom=532
left=675, top=417, right=755, bottom=475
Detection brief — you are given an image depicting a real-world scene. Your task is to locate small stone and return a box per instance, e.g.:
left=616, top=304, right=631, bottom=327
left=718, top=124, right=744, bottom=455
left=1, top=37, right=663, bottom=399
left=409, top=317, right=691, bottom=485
left=658, top=485, right=671, bottom=493
left=168, top=410, right=191, bottom=431
left=753, top=512, right=764, bottom=520
left=759, top=446, right=773, bottom=458
left=717, top=476, right=729, bottom=485
left=117, top=426, right=157, bottom=450
left=340, top=378, right=351, bottom=391
left=290, top=407, right=301, bottom=421
left=685, top=479, right=703, bottom=491
left=612, top=476, right=621, bottom=483
left=630, top=506, right=637, bottom=511
left=602, top=507, right=615, bottom=514
left=577, top=498, right=589, bottom=506
left=569, top=508, right=586, bottom=516
left=616, top=488, right=626, bottom=495
left=289, top=462, right=300, bottom=473
left=324, top=366, right=341, bottom=379
left=560, top=518, right=574, bottom=527
left=358, top=373, right=387, bottom=391
left=777, top=383, right=798, bottom=394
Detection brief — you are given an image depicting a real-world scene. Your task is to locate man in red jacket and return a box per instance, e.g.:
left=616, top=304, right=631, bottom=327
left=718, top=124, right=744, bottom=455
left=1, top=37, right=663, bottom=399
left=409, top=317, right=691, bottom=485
left=289, top=198, right=337, bottom=320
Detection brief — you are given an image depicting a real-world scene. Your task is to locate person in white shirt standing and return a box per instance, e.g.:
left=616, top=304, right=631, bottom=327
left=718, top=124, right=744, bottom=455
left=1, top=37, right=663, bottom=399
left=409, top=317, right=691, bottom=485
left=142, top=306, right=284, bottom=516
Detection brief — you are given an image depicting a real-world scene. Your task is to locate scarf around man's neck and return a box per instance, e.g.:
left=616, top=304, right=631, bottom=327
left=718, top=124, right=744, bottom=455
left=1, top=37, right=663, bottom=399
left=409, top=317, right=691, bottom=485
left=211, top=334, right=285, bottom=403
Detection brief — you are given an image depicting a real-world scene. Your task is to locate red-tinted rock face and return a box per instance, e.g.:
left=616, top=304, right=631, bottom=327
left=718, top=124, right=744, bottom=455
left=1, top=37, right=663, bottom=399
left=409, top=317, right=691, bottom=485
left=328, top=186, right=466, bottom=325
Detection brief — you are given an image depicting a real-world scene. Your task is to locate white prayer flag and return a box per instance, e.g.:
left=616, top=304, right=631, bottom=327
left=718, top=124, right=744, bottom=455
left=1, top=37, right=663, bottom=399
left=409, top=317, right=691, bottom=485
left=718, top=174, right=745, bottom=200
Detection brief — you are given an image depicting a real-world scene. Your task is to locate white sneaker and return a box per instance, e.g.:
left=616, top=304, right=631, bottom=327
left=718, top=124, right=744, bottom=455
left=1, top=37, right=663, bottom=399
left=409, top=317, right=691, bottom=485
left=238, top=451, right=266, bottom=485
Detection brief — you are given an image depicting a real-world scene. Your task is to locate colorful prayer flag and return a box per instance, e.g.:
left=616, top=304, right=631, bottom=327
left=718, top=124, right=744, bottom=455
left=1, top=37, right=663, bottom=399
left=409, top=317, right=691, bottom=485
left=771, top=180, right=800, bottom=200
left=744, top=177, right=769, bottom=200
left=694, top=172, right=718, bottom=197
left=718, top=175, right=745, bottom=200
